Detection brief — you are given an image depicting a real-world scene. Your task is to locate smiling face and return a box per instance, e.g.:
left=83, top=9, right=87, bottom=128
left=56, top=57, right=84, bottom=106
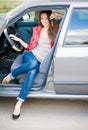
left=40, top=13, right=50, bottom=28
left=39, top=11, right=52, bottom=28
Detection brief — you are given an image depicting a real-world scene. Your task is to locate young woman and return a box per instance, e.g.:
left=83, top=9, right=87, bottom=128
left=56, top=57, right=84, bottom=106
left=2, top=10, right=63, bottom=119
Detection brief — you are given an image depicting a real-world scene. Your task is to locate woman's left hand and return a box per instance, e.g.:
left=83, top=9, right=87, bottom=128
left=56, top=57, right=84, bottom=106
left=50, top=12, right=55, bottom=20
left=50, top=12, right=63, bottom=20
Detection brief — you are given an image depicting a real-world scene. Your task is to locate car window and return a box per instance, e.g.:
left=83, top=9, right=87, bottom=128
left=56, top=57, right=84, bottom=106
left=22, top=10, right=64, bottom=22
left=22, top=11, right=39, bottom=22
left=64, top=8, right=88, bottom=46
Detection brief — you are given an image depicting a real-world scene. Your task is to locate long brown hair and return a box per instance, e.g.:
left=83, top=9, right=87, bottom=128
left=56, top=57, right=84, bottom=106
left=39, top=10, right=58, bottom=41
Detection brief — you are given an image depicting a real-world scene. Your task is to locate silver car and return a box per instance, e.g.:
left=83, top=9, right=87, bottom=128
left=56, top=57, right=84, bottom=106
left=0, top=0, right=88, bottom=99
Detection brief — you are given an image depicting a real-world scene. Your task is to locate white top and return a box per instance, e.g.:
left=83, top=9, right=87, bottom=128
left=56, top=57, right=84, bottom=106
left=31, top=36, right=51, bottom=62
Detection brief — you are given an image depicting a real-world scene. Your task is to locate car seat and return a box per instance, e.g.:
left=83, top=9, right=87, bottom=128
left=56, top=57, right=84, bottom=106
left=11, top=46, right=54, bottom=91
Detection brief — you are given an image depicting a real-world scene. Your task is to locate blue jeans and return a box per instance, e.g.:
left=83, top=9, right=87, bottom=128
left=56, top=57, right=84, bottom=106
left=11, top=51, right=40, bottom=101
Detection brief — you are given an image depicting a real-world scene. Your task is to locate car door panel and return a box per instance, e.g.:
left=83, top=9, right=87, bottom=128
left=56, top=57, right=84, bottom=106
left=54, top=7, right=88, bottom=94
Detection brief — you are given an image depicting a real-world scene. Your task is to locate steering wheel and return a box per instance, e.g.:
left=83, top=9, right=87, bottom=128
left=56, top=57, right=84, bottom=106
left=4, top=26, right=24, bottom=53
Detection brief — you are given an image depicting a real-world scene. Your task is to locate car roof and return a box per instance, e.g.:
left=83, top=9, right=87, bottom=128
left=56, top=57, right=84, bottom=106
left=23, top=0, right=88, bottom=6
left=7, top=0, right=88, bottom=15
left=25, top=0, right=88, bottom=3
left=6, top=0, right=88, bottom=24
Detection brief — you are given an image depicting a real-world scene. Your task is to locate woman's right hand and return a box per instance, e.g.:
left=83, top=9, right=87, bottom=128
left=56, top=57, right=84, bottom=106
left=9, top=34, right=21, bottom=43
left=9, top=34, right=28, bottom=49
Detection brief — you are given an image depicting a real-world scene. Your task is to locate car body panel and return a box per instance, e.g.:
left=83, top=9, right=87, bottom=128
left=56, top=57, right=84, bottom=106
left=0, top=0, right=88, bottom=99
left=54, top=48, right=88, bottom=81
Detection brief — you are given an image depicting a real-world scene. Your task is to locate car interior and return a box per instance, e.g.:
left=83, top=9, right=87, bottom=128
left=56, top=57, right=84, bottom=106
left=0, top=9, right=64, bottom=91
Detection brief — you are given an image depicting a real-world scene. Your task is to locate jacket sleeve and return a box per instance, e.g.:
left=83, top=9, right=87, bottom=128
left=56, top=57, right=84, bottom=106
left=25, top=36, right=38, bottom=51
left=25, top=26, right=41, bottom=51
left=25, top=28, right=37, bottom=50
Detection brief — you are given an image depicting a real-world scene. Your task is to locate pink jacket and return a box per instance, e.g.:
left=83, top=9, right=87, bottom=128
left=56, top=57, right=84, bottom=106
left=25, top=26, right=54, bottom=51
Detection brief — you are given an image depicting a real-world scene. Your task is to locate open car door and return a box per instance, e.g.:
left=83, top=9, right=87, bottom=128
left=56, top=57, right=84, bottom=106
left=0, top=14, right=7, bottom=36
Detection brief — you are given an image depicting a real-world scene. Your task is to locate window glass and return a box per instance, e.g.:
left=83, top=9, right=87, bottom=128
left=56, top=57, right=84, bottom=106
left=22, top=9, right=65, bottom=22
left=22, top=11, right=38, bottom=22
left=64, top=9, right=88, bottom=46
